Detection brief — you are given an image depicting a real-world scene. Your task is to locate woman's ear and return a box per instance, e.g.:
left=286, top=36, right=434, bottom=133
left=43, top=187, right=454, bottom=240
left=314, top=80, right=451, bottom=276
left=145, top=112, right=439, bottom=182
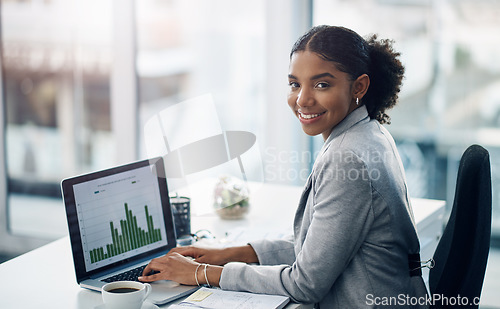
left=353, top=74, right=370, bottom=99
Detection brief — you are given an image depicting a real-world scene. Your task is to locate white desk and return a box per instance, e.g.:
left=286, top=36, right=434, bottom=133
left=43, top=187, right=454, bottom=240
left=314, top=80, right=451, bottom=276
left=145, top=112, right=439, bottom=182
left=0, top=182, right=444, bottom=308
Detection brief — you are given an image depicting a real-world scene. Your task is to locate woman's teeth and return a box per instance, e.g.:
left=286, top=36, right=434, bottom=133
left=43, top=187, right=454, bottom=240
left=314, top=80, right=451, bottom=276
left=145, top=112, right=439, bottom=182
left=299, top=111, right=325, bottom=119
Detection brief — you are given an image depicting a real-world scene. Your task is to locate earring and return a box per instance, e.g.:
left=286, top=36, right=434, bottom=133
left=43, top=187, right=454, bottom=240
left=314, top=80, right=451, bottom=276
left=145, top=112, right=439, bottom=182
left=356, top=98, right=359, bottom=105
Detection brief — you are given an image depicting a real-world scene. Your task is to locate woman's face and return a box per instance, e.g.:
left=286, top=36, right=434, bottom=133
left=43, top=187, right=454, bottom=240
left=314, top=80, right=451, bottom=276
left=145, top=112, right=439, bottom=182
left=287, top=50, right=358, bottom=140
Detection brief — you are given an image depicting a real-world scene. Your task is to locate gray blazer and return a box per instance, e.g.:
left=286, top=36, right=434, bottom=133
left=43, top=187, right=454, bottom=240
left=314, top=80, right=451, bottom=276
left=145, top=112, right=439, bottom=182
left=220, top=106, right=429, bottom=308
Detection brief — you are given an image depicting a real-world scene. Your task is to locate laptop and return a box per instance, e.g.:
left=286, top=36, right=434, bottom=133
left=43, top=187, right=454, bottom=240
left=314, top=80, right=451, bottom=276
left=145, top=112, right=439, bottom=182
left=61, top=157, right=198, bottom=305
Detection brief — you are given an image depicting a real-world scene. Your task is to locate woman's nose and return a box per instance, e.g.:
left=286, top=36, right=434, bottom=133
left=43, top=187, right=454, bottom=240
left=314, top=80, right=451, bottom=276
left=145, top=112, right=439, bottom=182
left=296, top=89, right=314, bottom=107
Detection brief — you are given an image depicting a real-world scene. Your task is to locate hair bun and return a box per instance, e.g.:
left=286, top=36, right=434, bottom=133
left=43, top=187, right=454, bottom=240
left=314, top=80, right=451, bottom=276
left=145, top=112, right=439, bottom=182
left=364, top=34, right=405, bottom=124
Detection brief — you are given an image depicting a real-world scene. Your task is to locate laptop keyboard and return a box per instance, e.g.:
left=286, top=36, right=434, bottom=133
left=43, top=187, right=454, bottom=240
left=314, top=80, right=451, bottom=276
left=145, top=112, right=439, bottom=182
left=103, top=265, right=158, bottom=283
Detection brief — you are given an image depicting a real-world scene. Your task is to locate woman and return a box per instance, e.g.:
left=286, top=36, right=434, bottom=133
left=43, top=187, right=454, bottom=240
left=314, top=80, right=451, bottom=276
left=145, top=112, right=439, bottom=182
left=140, top=25, right=428, bottom=308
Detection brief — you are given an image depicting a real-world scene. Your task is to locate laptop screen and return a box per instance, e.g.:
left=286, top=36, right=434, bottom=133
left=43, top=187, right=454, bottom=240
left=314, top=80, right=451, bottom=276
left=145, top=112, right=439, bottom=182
left=62, top=157, right=177, bottom=281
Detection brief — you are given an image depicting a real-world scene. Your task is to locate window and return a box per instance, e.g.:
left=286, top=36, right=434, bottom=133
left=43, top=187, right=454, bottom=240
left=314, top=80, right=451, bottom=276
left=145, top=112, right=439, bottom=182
left=136, top=0, right=265, bottom=131
left=1, top=0, right=115, bottom=241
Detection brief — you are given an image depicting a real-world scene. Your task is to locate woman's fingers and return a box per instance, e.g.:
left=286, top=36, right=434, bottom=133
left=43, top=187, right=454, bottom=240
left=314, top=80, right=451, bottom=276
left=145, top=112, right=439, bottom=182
left=138, top=253, right=199, bottom=285
left=138, top=271, right=163, bottom=282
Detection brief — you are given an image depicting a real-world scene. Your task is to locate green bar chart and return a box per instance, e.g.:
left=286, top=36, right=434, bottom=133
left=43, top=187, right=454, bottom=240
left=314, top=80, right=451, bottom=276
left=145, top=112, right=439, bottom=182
left=89, top=203, right=162, bottom=263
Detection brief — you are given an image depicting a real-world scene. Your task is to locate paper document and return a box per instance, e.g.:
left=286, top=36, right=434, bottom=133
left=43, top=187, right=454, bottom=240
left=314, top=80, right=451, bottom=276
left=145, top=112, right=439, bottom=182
left=169, top=287, right=290, bottom=309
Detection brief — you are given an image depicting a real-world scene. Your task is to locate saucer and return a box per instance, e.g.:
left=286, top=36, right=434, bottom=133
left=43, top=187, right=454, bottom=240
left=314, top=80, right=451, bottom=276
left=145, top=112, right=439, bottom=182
left=95, top=301, right=159, bottom=309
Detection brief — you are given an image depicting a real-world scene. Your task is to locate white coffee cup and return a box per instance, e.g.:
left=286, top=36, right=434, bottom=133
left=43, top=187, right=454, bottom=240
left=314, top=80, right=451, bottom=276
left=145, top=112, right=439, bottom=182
left=102, top=281, right=152, bottom=309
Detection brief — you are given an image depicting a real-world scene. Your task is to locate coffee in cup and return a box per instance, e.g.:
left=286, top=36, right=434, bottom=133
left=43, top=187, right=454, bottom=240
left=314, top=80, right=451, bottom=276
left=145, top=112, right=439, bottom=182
left=102, top=281, right=151, bottom=309
left=108, top=287, right=140, bottom=293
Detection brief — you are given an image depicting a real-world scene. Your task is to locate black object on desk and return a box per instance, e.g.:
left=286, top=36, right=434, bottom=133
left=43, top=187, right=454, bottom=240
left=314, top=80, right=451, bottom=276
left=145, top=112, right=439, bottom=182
left=170, top=196, right=191, bottom=242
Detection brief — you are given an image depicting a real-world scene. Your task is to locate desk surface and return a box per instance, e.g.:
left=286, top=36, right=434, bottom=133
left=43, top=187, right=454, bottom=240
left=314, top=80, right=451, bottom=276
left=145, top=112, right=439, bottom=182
left=0, top=182, right=444, bottom=309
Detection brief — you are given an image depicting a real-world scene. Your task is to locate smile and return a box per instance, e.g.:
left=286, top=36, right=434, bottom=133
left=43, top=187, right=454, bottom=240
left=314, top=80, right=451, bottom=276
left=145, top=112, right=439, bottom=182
left=298, top=110, right=326, bottom=120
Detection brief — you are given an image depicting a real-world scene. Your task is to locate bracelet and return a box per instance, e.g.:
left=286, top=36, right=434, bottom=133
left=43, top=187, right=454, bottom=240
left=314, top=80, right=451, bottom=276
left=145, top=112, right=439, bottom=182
left=194, top=264, right=202, bottom=287
left=203, top=264, right=211, bottom=288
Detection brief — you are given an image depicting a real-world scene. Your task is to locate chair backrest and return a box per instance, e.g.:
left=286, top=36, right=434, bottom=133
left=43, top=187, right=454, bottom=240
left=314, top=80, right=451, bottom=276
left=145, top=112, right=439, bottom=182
left=429, top=144, right=492, bottom=308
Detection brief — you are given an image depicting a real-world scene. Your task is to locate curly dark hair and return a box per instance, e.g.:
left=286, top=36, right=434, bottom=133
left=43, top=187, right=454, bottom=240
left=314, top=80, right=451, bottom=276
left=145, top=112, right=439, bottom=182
left=290, top=25, right=404, bottom=124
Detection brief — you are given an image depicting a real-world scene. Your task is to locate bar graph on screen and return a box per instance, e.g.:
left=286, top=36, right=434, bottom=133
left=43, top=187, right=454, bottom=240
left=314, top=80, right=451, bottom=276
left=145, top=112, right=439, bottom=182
left=89, top=203, right=162, bottom=263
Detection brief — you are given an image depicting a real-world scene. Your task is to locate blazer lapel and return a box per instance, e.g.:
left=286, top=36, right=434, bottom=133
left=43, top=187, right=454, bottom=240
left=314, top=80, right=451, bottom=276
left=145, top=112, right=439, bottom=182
left=294, top=173, right=313, bottom=236
left=299, top=173, right=312, bottom=205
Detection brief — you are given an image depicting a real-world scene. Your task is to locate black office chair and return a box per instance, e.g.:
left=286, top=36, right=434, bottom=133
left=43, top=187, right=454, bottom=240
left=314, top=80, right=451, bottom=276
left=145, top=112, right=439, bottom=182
left=429, top=145, right=492, bottom=308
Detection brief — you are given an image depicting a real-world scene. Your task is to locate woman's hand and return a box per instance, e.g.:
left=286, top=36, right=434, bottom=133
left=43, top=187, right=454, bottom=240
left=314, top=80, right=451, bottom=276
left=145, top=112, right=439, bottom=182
left=139, top=251, right=224, bottom=286
left=138, top=245, right=258, bottom=285
left=138, top=252, right=200, bottom=285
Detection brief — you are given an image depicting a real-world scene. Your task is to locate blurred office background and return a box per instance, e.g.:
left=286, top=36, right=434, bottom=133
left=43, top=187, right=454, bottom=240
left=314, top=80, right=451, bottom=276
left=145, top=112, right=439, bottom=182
left=1, top=0, right=500, bottom=306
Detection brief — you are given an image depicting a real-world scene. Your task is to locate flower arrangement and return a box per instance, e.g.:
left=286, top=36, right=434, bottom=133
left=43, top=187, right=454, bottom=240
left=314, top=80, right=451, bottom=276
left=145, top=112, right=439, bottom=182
left=213, top=175, right=250, bottom=219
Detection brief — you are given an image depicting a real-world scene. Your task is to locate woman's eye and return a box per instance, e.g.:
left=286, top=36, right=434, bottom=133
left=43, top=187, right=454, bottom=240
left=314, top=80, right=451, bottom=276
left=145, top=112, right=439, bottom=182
left=289, top=81, right=300, bottom=89
left=315, top=82, right=330, bottom=89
